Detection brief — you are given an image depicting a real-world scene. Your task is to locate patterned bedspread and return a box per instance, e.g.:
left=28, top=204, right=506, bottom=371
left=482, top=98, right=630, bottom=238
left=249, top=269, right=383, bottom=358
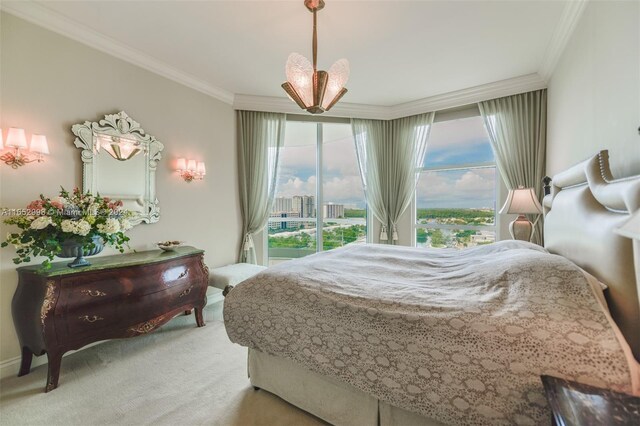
left=223, top=241, right=634, bottom=425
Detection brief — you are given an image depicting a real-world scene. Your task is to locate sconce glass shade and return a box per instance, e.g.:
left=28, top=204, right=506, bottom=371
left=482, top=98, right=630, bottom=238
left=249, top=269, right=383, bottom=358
left=30, top=134, right=50, bottom=155
left=6, top=128, right=27, bottom=149
left=196, top=162, right=206, bottom=175
left=176, top=158, right=187, bottom=171
left=186, top=159, right=197, bottom=171
left=0, top=128, right=4, bottom=150
left=499, top=186, right=543, bottom=215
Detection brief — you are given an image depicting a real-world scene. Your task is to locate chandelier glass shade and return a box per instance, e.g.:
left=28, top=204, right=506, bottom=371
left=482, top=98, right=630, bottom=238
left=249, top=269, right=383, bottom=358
left=96, top=134, right=143, bottom=161
left=282, top=0, right=349, bottom=114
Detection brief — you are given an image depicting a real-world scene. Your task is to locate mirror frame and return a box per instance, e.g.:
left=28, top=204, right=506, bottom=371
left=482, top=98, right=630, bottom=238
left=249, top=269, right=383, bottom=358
left=71, top=111, right=164, bottom=225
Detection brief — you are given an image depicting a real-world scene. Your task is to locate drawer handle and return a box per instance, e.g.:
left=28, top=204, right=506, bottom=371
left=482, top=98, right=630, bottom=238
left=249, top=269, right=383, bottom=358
left=178, top=270, right=189, bottom=279
left=81, top=289, right=107, bottom=297
left=179, top=285, right=193, bottom=297
left=78, top=315, right=104, bottom=323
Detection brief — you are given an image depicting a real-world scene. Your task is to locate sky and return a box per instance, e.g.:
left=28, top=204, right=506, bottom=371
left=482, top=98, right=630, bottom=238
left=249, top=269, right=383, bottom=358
left=276, top=116, right=496, bottom=210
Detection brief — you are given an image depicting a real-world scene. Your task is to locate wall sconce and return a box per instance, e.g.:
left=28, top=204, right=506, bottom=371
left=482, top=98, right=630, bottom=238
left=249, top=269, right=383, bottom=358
left=0, top=128, right=50, bottom=169
left=176, top=158, right=206, bottom=182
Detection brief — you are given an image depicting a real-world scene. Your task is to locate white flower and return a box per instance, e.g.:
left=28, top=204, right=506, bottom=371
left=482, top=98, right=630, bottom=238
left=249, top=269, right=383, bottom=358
left=30, top=216, right=53, bottom=230
left=119, top=218, right=132, bottom=231
left=61, top=219, right=75, bottom=233
left=75, top=220, right=91, bottom=236
left=61, top=219, right=92, bottom=236
left=97, top=218, right=121, bottom=234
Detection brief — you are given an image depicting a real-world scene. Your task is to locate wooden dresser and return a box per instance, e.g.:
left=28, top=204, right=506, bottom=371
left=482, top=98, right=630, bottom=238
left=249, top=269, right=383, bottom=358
left=12, top=246, right=209, bottom=392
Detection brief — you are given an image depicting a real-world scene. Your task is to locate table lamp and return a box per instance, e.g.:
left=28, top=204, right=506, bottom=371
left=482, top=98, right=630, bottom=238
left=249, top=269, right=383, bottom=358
left=500, top=186, right=543, bottom=241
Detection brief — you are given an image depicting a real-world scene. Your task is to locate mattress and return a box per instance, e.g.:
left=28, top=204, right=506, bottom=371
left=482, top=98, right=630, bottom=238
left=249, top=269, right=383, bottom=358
left=224, top=241, right=635, bottom=425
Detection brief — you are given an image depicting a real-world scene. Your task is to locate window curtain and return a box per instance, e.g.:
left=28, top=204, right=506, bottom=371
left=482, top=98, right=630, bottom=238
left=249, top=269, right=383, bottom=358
left=237, top=110, right=286, bottom=264
left=352, top=112, right=434, bottom=244
left=478, top=89, right=547, bottom=245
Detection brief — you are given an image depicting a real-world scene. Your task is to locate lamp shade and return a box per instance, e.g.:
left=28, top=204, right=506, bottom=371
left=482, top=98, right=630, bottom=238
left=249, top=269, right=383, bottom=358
left=615, top=209, right=640, bottom=240
left=186, top=159, right=197, bottom=171
left=0, top=128, right=4, bottom=150
left=30, top=134, right=49, bottom=154
left=196, top=162, right=206, bottom=175
left=6, top=128, right=27, bottom=149
left=499, top=186, right=543, bottom=215
left=176, top=158, right=187, bottom=171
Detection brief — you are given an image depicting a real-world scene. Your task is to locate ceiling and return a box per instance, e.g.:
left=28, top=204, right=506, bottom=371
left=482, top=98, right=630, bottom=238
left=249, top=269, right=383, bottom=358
left=4, top=1, right=569, bottom=107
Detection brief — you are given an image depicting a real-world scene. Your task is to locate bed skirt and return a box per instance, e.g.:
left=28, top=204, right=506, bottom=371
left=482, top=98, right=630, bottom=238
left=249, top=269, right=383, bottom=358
left=248, top=349, right=445, bottom=426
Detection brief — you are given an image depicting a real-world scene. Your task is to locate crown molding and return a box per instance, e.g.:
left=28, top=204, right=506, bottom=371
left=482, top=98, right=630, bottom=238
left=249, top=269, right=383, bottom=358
left=538, top=0, right=588, bottom=82
left=233, top=94, right=390, bottom=120
left=235, top=73, right=546, bottom=120
left=0, top=1, right=235, bottom=105
left=387, top=73, right=546, bottom=120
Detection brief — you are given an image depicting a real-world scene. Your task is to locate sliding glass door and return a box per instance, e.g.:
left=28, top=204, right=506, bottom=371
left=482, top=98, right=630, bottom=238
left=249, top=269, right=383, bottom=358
left=268, top=120, right=366, bottom=264
left=414, top=115, right=497, bottom=249
left=322, top=123, right=367, bottom=250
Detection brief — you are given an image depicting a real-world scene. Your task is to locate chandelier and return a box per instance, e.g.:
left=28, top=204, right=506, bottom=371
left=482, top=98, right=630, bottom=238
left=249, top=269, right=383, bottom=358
left=282, top=0, right=349, bottom=114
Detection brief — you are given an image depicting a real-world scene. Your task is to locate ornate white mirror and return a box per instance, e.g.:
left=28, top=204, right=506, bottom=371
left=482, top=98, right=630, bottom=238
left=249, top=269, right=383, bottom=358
left=72, top=111, right=164, bottom=225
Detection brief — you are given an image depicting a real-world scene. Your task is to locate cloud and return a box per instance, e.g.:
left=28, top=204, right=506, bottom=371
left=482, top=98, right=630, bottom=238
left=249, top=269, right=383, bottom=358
left=454, top=169, right=495, bottom=193
left=323, top=175, right=364, bottom=202
left=276, top=174, right=365, bottom=206
left=277, top=175, right=316, bottom=197
left=416, top=168, right=496, bottom=208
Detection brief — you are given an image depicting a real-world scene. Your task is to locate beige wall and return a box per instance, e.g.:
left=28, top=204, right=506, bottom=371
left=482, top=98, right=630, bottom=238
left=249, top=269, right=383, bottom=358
left=547, top=0, right=640, bottom=178
left=0, top=14, right=241, bottom=366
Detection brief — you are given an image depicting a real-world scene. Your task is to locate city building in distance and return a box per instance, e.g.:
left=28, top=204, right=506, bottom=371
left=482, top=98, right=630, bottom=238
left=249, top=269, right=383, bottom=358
left=323, top=203, right=344, bottom=219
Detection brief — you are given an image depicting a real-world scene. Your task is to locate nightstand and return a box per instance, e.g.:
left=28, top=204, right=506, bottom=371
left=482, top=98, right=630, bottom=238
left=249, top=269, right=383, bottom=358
left=541, top=375, right=640, bottom=425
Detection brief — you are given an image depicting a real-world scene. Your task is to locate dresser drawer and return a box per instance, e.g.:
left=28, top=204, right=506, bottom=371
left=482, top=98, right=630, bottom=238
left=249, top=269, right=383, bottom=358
left=57, top=278, right=201, bottom=340
left=60, top=258, right=196, bottom=301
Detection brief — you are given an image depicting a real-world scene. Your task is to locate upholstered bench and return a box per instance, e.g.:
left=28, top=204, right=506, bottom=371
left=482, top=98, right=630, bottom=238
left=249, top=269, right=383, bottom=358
left=210, top=263, right=267, bottom=296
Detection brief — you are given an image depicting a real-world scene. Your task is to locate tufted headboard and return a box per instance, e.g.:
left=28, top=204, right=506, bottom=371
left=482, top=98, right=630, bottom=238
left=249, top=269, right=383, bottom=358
left=543, top=150, right=640, bottom=360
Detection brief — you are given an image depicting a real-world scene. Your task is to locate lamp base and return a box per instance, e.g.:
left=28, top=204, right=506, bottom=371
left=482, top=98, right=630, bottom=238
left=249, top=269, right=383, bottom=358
left=509, top=215, right=534, bottom=242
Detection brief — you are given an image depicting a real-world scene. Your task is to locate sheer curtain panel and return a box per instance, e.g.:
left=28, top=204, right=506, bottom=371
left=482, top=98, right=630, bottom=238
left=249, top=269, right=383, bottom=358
left=478, top=89, right=547, bottom=244
left=352, top=112, right=434, bottom=244
left=237, top=110, right=286, bottom=263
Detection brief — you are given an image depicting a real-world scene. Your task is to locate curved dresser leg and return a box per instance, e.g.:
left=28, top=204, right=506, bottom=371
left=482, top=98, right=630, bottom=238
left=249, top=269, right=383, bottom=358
left=194, top=307, right=205, bottom=327
left=17, top=346, right=33, bottom=377
left=45, top=351, right=63, bottom=392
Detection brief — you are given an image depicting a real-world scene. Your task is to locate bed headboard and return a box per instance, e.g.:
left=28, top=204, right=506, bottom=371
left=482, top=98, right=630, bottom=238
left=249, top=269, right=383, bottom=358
left=543, top=150, right=640, bottom=360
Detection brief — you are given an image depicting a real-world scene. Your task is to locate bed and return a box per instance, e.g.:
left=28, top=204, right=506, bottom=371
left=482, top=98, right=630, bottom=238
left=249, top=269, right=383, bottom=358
left=223, top=150, right=640, bottom=425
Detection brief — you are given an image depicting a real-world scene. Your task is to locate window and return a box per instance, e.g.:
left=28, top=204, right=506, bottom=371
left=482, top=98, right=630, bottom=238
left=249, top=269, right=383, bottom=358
left=415, top=115, right=496, bottom=249
left=268, top=121, right=366, bottom=264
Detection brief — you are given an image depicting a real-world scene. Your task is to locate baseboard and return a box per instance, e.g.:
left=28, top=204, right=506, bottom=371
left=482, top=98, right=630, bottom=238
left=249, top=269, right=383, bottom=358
left=0, top=287, right=224, bottom=380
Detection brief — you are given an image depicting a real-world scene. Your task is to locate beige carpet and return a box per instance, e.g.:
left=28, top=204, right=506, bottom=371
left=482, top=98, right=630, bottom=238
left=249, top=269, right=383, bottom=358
left=0, top=302, right=326, bottom=426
